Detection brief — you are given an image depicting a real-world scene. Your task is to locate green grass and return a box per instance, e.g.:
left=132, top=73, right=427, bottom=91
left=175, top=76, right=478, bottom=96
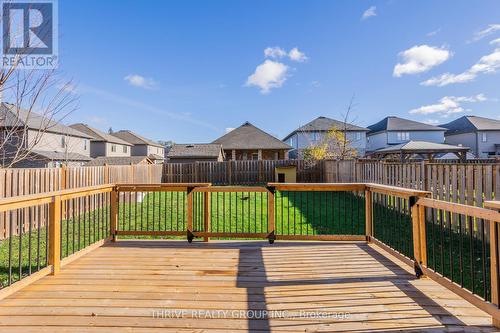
left=116, top=190, right=366, bottom=237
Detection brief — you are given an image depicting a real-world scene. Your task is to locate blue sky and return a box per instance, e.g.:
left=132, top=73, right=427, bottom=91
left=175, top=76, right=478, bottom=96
left=59, top=0, right=500, bottom=143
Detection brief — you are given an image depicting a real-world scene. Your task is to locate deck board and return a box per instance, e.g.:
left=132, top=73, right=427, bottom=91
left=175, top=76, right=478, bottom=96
left=0, top=240, right=497, bottom=332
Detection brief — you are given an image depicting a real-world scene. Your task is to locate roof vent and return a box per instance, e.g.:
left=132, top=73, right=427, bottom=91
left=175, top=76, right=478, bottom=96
left=186, top=145, right=194, bottom=148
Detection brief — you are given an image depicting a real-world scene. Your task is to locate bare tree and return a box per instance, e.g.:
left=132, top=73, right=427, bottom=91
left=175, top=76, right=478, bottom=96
left=303, top=95, right=360, bottom=165
left=0, top=23, right=78, bottom=167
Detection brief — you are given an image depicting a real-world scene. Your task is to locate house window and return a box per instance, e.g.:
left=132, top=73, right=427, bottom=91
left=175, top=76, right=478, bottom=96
left=289, top=137, right=294, bottom=147
left=123, top=145, right=128, bottom=153
left=252, top=153, right=258, bottom=160
left=61, top=136, right=66, bottom=148
left=355, top=132, right=362, bottom=141
left=83, top=140, right=87, bottom=150
left=482, top=132, right=487, bottom=142
left=111, top=144, right=116, bottom=152
left=311, top=132, right=318, bottom=142
left=397, top=132, right=410, bottom=141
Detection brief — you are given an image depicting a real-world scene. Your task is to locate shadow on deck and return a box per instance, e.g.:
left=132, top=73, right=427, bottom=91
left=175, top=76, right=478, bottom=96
left=0, top=240, right=496, bottom=332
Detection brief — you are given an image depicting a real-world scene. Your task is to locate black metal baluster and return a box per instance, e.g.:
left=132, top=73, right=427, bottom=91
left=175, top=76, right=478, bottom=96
left=28, top=207, right=32, bottom=275
left=458, top=213, right=464, bottom=287
left=469, top=215, right=475, bottom=294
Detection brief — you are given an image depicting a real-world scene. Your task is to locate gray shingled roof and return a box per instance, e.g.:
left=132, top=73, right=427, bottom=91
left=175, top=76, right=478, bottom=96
left=31, top=150, right=92, bottom=161
left=441, top=116, right=500, bottom=135
left=85, top=156, right=151, bottom=166
left=167, top=144, right=223, bottom=158
left=213, top=122, right=292, bottom=150
left=111, top=130, right=164, bottom=148
left=284, top=116, right=368, bottom=140
left=374, top=141, right=469, bottom=153
left=0, top=103, right=93, bottom=139
left=368, top=116, right=446, bottom=135
left=69, top=123, right=132, bottom=145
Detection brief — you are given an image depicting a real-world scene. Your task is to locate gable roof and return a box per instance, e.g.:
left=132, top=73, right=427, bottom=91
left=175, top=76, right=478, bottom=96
left=374, top=141, right=469, bottom=153
left=85, top=156, right=151, bottom=166
left=111, top=130, right=164, bottom=148
left=367, top=116, right=446, bottom=135
left=440, top=116, right=500, bottom=135
left=284, top=116, right=368, bottom=140
left=69, top=123, right=132, bottom=145
left=213, top=122, right=292, bottom=150
left=168, top=143, right=224, bottom=159
left=0, top=103, right=93, bottom=139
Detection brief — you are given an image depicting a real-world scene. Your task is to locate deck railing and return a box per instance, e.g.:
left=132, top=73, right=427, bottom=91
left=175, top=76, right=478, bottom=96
left=0, top=182, right=500, bottom=326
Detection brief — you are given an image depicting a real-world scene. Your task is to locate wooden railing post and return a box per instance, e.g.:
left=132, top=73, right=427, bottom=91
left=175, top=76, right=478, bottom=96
left=410, top=196, right=424, bottom=278
left=486, top=202, right=500, bottom=327
left=490, top=219, right=500, bottom=327
left=365, top=189, right=373, bottom=241
left=48, top=195, right=61, bottom=275
left=203, top=191, right=210, bottom=242
left=267, top=186, right=275, bottom=244
left=186, top=187, right=194, bottom=242
left=110, top=189, right=118, bottom=242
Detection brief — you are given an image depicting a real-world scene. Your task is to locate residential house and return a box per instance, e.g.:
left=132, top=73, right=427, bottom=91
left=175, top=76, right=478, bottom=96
left=366, top=116, right=446, bottom=153
left=440, top=115, right=500, bottom=158
left=167, top=144, right=225, bottom=163
left=283, top=116, right=369, bottom=159
left=111, top=130, right=165, bottom=164
left=212, top=122, right=291, bottom=160
left=69, top=123, right=132, bottom=158
left=0, top=103, right=92, bottom=167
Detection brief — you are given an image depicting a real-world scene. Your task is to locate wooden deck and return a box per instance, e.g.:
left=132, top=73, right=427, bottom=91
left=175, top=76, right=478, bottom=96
left=0, top=240, right=497, bottom=332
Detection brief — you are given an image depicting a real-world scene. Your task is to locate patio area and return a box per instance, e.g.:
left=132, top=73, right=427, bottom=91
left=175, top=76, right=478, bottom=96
left=0, top=240, right=496, bottom=332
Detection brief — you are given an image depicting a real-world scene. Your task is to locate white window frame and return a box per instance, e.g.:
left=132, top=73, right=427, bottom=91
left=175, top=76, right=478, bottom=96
left=397, top=132, right=410, bottom=141
left=111, top=144, right=116, bottom=152
left=482, top=132, right=487, bottom=142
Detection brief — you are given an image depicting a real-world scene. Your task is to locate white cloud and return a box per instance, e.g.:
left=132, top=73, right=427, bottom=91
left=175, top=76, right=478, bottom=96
left=264, top=46, right=308, bottom=62
left=264, top=47, right=287, bottom=59
left=288, top=47, right=308, bottom=62
left=490, top=38, right=500, bottom=45
left=57, top=83, right=78, bottom=95
left=310, top=80, right=321, bottom=88
left=393, top=45, right=451, bottom=77
left=361, top=6, right=376, bottom=20
left=426, top=28, right=441, bottom=37
left=421, top=48, right=500, bottom=86
left=423, top=119, right=440, bottom=125
left=225, top=127, right=235, bottom=133
left=472, top=24, right=500, bottom=42
left=409, top=94, right=487, bottom=116
left=246, top=60, right=289, bottom=94
left=124, top=74, right=158, bottom=90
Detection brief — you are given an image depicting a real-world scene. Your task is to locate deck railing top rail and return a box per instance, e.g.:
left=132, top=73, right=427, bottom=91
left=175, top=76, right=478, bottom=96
left=0, top=184, right=115, bottom=213
left=485, top=201, right=500, bottom=211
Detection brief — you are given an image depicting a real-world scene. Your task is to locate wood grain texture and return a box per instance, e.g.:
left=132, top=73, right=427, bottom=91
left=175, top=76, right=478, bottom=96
left=0, top=240, right=495, bottom=332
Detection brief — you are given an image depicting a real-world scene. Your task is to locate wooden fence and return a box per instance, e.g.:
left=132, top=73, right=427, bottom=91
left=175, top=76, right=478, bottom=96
left=162, top=160, right=324, bottom=184
left=0, top=165, right=163, bottom=239
left=324, top=160, right=500, bottom=208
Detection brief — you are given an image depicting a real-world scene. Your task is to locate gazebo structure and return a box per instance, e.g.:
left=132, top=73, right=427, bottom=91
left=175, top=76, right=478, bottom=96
left=370, top=140, right=470, bottom=162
